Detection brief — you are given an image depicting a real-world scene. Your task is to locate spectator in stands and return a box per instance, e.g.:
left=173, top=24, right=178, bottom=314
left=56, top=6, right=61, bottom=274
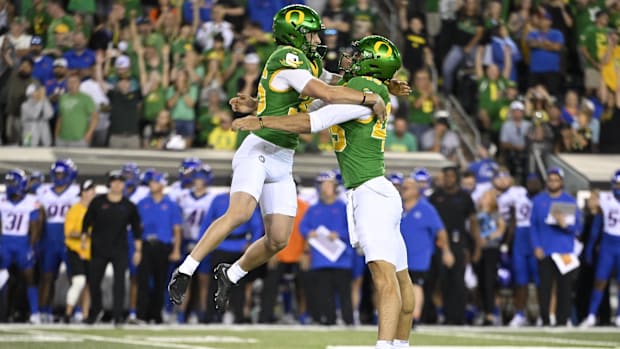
left=144, top=109, right=174, bottom=149
left=82, top=57, right=110, bottom=147
left=138, top=44, right=170, bottom=129
left=530, top=168, right=582, bottom=326
left=407, top=69, right=439, bottom=142
left=441, top=0, right=484, bottom=95
left=167, top=69, right=198, bottom=147
left=322, top=29, right=342, bottom=73
left=5, top=57, right=35, bottom=144
left=45, top=58, right=68, bottom=109
left=207, top=110, right=237, bottom=151
left=55, top=73, right=98, bottom=147
left=64, top=32, right=95, bottom=74
left=526, top=108, right=555, bottom=157
left=247, top=0, right=282, bottom=33
left=30, top=36, right=53, bottom=84
left=236, top=53, right=261, bottom=100
left=600, top=66, right=620, bottom=153
left=20, top=83, right=53, bottom=147
left=300, top=171, right=353, bottom=325
left=322, top=0, right=352, bottom=47
left=569, top=107, right=599, bottom=153
left=386, top=117, right=417, bottom=152
left=421, top=110, right=460, bottom=162
left=500, top=101, right=531, bottom=183
left=475, top=45, right=512, bottom=144
left=547, top=100, right=571, bottom=153
left=475, top=189, right=505, bottom=325
left=526, top=11, right=564, bottom=97
left=580, top=10, right=608, bottom=96
left=489, top=24, right=521, bottom=82
left=196, top=4, right=234, bottom=52
left=25, top=0, right=50, bottom=39
left=0, top=17, right=31, bottom=59
left=197, top=88, right=225, bottom=145
left=105, top=54, right=139, bottom=93
left=561, top=90, right=580, bottom=124
left=107, top=73, right=142, bottom=149
left=349, top=0, right=377, bottom=40
left=399, top=13, right=433, bottom=84
left=46, top=0, right=75, bottom=51
left=137, top=172, right=182, bottom=323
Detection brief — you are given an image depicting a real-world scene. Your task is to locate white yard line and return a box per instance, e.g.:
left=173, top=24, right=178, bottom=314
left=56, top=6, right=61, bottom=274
left=17, top=330, right=220, bottom=349
left=327, top=347, right=602, bottom=349
left=422, top=329, right=618, bottom=348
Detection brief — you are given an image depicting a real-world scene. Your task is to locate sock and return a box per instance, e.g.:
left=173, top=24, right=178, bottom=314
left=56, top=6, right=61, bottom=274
left=588, top=289, right=604, bottom=316
left=129, top=308, right=136, bottom=316
left=178, top=255, right=200, bottom=276
left=393, top=339, right=409, bottom=348
left=226, top=262, right=247, bottom=284
left=515, top=310, right=525, bottom=317
left=177, top=312, right=186, bottom=324
left=27, top=286, right=39, bottom=314
left=375, top=340, right=393, bottom=349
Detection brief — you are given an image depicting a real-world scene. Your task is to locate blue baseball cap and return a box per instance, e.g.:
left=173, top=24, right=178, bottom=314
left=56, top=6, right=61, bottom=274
left=546, top=167, right=564, bottom=179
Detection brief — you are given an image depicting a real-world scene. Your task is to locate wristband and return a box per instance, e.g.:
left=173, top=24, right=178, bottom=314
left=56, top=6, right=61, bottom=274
left=258, top=116, right=265, bottom=129
left=361, top=92, right=367, bottom=105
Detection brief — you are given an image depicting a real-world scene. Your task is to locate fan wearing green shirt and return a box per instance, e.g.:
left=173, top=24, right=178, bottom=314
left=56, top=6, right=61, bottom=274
left=46, top=0, right=76, bottom=50
left=55, top=74, right=98, bottom=147
left=579, top=10, right=609, bottom=94
left=386, top=118, right=418, bottom=152
left=475, top=45, right=512, bottom=140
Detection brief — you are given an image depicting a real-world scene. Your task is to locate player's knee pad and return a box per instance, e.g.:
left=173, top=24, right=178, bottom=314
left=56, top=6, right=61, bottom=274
left=66, top=275, right=86, bottom=306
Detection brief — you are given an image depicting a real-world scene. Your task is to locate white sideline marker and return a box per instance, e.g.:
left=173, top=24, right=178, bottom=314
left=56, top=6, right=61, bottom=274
left=327, top=347, right=601, bottom=349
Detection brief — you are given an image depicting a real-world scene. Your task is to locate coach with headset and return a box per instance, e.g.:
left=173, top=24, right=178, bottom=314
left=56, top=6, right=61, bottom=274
left=82, top=170, right=142, bottom=325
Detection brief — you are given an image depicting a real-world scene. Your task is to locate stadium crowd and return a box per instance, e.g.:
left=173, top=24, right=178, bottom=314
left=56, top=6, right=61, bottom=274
left=0, top=158, right=619, bottom=328
left=0, top=0, right=612, bottom=156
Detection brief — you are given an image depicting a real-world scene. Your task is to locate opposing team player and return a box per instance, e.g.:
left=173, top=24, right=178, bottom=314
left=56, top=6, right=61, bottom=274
left=232, top=35, right=414, bottom=349
left=121, top=162, right=150, bottom=323
left=176, top=165, right=217, bottom=323
left=169, top=5, right=388, bottom=309
left=580, top=170, right=620, bottom=327
left=37, top=159, right=79, bottom=322
left=1, top=169, right=43, bottom=323
left=508, top=174, right=542, bottom=327
left=169, top=158, right=202, bottom=203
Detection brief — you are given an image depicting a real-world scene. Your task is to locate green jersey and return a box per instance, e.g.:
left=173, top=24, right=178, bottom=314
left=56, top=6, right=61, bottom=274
left=579, top=25, right=608, bottom=67
left=331, top=76, right=390, bottom=189
left=253, top=46, right=320, bottom=149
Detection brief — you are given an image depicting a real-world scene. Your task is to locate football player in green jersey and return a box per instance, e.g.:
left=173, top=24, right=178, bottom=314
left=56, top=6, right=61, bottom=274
left=233, top=35, right=415, bottom=349
left=169, top=5, right=390, bottom=312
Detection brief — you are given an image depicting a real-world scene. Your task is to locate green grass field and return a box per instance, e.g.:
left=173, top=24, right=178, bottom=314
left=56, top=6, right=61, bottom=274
left=0, top=325, right=619, bottom=349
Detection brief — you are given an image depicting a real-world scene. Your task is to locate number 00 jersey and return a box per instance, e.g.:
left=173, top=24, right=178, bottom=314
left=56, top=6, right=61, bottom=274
left=253, top=46, right=319, bottom=150
left=0, top=194, right=40, bottom=236
left=330, top=76, right=391, bottom=189
left=599, top=192, right=620, bottom=236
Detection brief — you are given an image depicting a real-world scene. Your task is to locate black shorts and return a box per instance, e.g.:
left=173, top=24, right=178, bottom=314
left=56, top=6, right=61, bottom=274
left=66, top=249, right=88, bottom=277
left=408, top=270, right=428, bottom=287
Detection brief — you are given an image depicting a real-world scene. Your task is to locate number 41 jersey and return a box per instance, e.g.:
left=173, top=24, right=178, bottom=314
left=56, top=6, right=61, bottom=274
left=600, top=192, right=620, bottom=236
left=0, top=194, right=40, bottom=236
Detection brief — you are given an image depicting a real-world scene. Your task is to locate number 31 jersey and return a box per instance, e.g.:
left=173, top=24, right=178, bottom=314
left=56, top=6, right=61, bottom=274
left=0, top=194, right=40, bottom=236
left=599, top=192, right=620, bottom=236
